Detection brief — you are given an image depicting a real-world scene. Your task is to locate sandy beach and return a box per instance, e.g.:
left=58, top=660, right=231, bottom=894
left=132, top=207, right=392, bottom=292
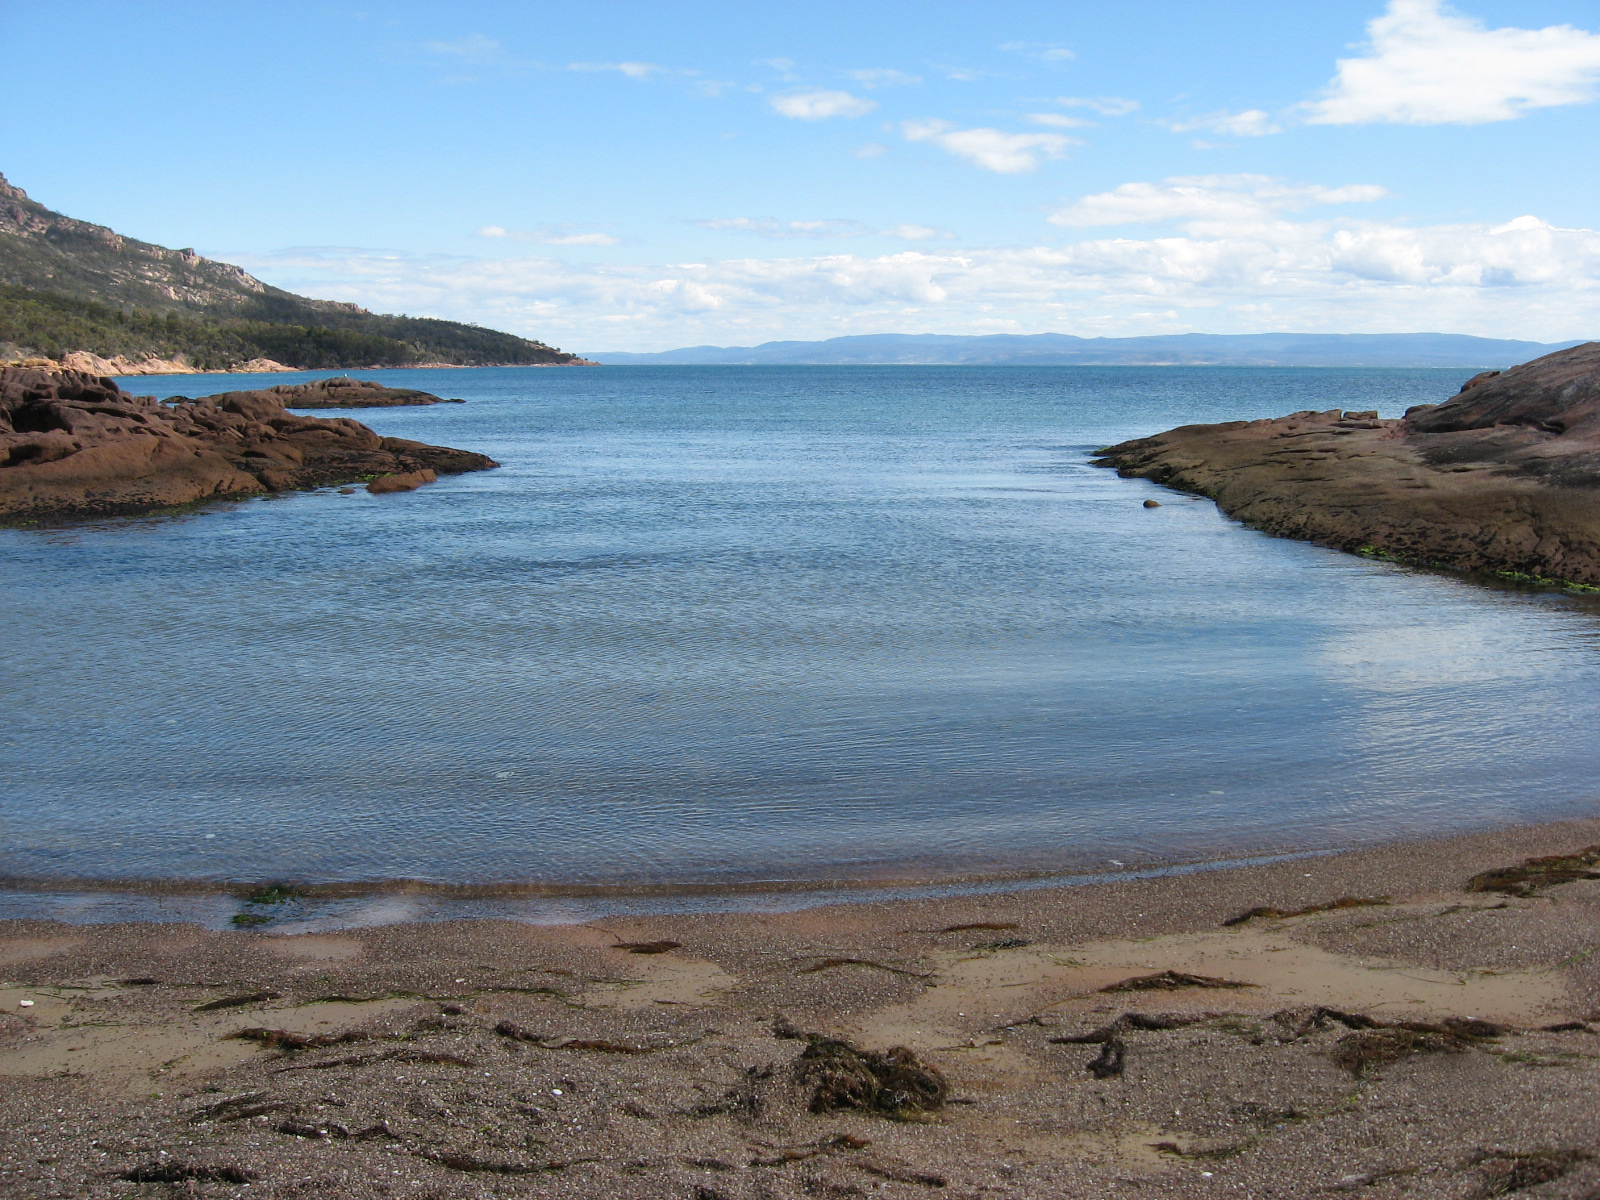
left=2, top=817, right=1598, bottom=1199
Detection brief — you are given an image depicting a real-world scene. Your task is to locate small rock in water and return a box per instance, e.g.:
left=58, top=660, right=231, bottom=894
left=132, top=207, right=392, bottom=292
left=1143, top=499, right=1163, bottom=508
left=338, top=487, right=356, bottom=495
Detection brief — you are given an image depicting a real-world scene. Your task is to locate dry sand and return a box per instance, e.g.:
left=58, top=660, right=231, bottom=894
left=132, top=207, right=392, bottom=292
left=3, top=818, right=1599, bottom=1199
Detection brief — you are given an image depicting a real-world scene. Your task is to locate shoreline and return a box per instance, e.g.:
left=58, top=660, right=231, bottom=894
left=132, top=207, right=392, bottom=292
left=4, top=816, right=1599, bottom=1196
left=7, top=805, right=1598, bottom=930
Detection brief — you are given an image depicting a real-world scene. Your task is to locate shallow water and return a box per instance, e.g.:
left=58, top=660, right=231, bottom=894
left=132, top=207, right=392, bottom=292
left=5, top=365, right=1600, bottom=913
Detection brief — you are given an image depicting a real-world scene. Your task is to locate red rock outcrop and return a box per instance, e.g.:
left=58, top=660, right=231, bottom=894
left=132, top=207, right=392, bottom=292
left=207, top=376, right=465, bottom=409
left=1092, top=342, right=1600, bottom=586
left=0, top=367, right=497, bottom=521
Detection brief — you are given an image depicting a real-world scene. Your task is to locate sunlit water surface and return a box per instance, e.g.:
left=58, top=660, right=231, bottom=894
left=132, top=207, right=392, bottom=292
left=5, top=365, right=1599, bottom=921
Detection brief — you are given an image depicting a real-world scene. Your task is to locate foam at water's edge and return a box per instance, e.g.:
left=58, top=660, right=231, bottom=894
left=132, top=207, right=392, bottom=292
left=0, top=847, right=1346, bottom=930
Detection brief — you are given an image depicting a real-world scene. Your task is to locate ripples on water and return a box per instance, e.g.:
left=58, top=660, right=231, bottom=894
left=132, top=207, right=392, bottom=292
left=4, top=365, right=1599, bottom=909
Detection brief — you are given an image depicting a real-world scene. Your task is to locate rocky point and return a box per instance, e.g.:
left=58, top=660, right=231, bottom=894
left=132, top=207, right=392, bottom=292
left=1094, top=341, right=1600, bottom=587
left=0, top=366, right=497, bottom=521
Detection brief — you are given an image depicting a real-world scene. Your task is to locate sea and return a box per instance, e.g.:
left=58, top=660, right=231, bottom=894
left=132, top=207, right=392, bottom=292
left=4, top=364, right=1599, bottom=927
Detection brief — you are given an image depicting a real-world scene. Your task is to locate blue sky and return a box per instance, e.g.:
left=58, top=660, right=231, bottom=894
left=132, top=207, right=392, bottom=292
left=4, top=0, right=1599, bottom=351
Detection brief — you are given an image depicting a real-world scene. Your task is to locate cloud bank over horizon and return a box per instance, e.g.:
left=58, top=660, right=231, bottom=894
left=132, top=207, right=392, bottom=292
left=230, top=173, right=1600, bottom=352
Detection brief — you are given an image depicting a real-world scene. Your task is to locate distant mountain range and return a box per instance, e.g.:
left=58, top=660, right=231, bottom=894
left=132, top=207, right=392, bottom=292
left=0, top=172, right=583, bottom=371
left=592, top=332, right=1590, bottom=369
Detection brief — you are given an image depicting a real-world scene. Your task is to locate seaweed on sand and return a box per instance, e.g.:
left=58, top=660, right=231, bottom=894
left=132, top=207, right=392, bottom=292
left=227, top=1027, right=372, bottom=1051
left=794, top=1037, right=948, bottom=1118
left=1467, top=1148, right=1593, bottom=1198
left=1327, top=1017, right=1505, bottom=1075
left=1466, top=845, right=1600, bottom=897
left=118, top=1162, right=256, bottom=1184
left=1100, top=970, right=1255, bottom=993
left=1222, top=896, right=1389, bottom=927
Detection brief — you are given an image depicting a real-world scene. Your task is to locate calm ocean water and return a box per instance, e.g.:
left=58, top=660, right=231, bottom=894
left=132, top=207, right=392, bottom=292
left=5, top=365, right=1600, bottom=920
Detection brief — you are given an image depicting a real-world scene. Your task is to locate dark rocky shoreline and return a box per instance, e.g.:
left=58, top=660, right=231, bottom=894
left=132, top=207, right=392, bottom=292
left=1094, top=341, right=1600, bottom=587
left=0, top=367, right=497, bottom=521
left=233, top=376, right=466, bottom=409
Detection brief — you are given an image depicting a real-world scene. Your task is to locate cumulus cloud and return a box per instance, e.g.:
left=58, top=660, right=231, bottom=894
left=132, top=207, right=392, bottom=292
left=1164, top=109, right=1283, bottom=137
left=230, top=172, right=1600, bottom=350
left=1050, top=175, right=1387, bottom=228
left=770, top=89, right=878, bottom=119
left=477, top=225, right=621, bottom=246
left=901, top=120, right=1079, bottom=173
left=696, top=218, right=951, bottom=241
left=1307, top=0, right=1600, bottom=124
left=230, top=208, right=1600, bottom=351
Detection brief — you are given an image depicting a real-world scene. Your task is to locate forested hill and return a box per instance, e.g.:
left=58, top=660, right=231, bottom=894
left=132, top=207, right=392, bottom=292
left=0, top=173, right=583, bottom=369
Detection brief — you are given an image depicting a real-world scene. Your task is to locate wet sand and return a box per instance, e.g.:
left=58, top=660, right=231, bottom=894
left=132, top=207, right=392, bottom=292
left=2, top=818, right=1599, bottom=1199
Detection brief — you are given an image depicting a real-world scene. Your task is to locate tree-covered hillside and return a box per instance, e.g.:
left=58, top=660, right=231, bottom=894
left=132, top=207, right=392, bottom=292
left=0, top=173, right=582, bottom=368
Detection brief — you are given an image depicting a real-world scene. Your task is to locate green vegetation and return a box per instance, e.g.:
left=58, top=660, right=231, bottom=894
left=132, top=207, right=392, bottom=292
left=1357, top=547, right=1600, bottom=594
left=243, top=882, right=304, bottom=905
left=1355, top=545, right=1406, bottom=562
left=226, top=881, right=306, bottom=927
left=1494, top=569, right=1600, bottom=594
left=0, top=171, right=580, bottom=368
left=0, top=282, right=572, bottom=369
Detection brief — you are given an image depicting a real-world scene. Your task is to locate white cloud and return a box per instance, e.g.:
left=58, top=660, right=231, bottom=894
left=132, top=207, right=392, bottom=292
left=696, top=218, right=952, bottom=241
left=853, top=141, right=890, bottom=159
left=902, top=120, right=1079, bottom=173
left=423, top=34, right=504, bottom=60
left=230, top=206, right=1600, bottom=351
left=569, top=61, right=666, bottom=79
left=1027, top=113, right=1095, bottom=129
left=936, top=64, right=987, bottom=83
left=1054, top=96, right=1141, bottom=116
left=1164, top=109, right=1283, bottom=137
left=881, top=224, right=950, bottom=241
left=477, top=225, right=621, bottom=246
left=847, top=68, right=921, bottom=88
left=770, top=89, right=878, bottom=119
left=1050, top=175, right=1387, bottom=228
left=999, top=41, right=1076, bottom=62
left=1307, top=0, right=1600, bottom=125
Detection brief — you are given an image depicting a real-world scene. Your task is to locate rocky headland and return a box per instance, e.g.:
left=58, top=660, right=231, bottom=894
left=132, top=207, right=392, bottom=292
left=1094, top=341, right=1600, bottom=587
left=0, top=366, right=497, bottom=521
